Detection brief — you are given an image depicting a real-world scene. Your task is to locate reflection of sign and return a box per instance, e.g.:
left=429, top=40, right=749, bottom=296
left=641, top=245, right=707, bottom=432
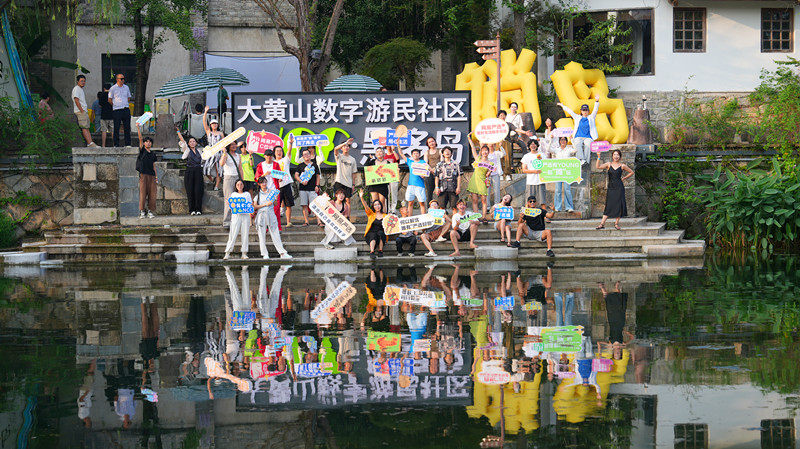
left=299, top=164, right=316, bottom=182
left=462, top=298, right=483, bottom=307
left=493, top=207, right=513, bottom=220
left=397, top=288, right=445, bottom=306
left=367, top=331, right=401, bottom=352
left=202, top=127, right=246, bottom=160
left=384, top=213, right=437, bottom=235
left=293, top=133, right=330, bottom=147
left=228, top=196, right=254, bottom=214
left=493, top=296, right=515, bottom=311
left=230, top=311, right=256, bottom=330
left=592, top=358, right=612, bottom=372
left=521, top=207, right=542, bottom=217
left=411, top=161, right=429, bottom=177
left=590, top=140, right=611, bottom=152
left=297, top=362, right=334, bottom=378
left=310, top=281, right=356, bottom=323
left=413, top=339, right=431, bottom=352
left=474, top=118, right=509, bottom=144
left=522, top=302, right=542, bottom=311
left=365, top=163, right=399, bottom=185
left=526, top=326, right=584, bottom=352
left=477, top=371, right=510, bottom=385
left=247, top=130, right=284, bottom=154
left=383, top=286, right=402, bottom=306
left=136, top=111, right=153, bottom=126
left=310, top=196, right=356, bottom=240
left=459, top=212, right=482, bottom=223
left=554, top=127, right=573, bottom=137
left=539, top=158, right=582, bottom=184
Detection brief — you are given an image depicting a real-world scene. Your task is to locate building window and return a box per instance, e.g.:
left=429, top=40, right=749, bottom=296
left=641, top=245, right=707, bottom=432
left=674, top=8, right=705, bottom=52
left=761, top=9, right=793, bottom=52
left=568, top=9, right=654, bottom=76
left=101, top=54, right=137, bottom=96
left=674, top=423, right=708, bottom=449
left=760, top=419, right=795, bottom=449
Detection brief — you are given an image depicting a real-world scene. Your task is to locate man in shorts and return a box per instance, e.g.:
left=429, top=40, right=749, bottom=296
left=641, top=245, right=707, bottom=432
left=449, top=199, right=479, bottom=257
left=420, top=199, right=449, bottom=257
left=98, top=84, right=114, bottom=147
left=511, top=196, right=555, bottom=257
left=395, top=146, right=427, bottom=214
left=72, top=75, right=96, bottom=147
left=293, top=147, right=322, bottom=226
left=332, top=138, right=356, bottom=220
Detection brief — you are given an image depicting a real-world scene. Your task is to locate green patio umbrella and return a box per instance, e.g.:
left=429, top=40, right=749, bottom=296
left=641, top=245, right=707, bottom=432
left=200, top=68, right=250, bottom=87
left=155, top=74, right=218, bottom=98
left=324, top=74, right=383, bottom=92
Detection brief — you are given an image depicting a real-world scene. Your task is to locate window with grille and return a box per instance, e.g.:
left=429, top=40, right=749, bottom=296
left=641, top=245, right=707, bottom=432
left=674, top=423, right=708, bottom=449
left=674, top=8, right=705, bottom=52
left=761, top=9, right=793, bottom=53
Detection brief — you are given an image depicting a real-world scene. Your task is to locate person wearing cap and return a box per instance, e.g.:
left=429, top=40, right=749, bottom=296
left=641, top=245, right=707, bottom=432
left=202, top=106, right=224, bottom=191
left=558, top=94, right=600, bottom=165
left=394, top=145, right=428, bottom=214
left=510, top=196, right=555, bottom=257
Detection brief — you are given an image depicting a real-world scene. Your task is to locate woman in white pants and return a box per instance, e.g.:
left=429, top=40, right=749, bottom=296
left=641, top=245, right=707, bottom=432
left=254, top=176, right=292, bottom=259
left=224, top=179, right=251, bottom=260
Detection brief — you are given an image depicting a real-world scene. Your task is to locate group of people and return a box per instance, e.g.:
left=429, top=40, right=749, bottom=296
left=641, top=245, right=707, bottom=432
left=66, top=73, right=133, bottom=148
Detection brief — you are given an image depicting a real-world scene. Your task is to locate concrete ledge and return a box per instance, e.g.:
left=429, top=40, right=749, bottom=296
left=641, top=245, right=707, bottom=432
left=476, top=260, right=519, bottom=273
left=643, top=241, right=706, bottom=258
left=74, top=208, right=117, bottom=225
left=314, top=263, right=358, bottom=275
left=0, top=251, right=46, bottom=265
left=169, top=250, right=210, bottom=263
left=475, top=246, right=518, bottom=260
left=314, top=247, right=358, bottom=261
left=175, top=264, right=210, bottom=277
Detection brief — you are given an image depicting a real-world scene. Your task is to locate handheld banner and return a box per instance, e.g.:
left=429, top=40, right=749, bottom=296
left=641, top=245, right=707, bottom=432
left=202, top=127, right=246, bottom=160
left=299, top=164, right=316, bottom=183
left=365, top=163, right=399, bottom=185
left=526, top=326, right=585, bottom=353
left=538, top=158, right=582, bottom=184
left=383, top=285, right=402, bottom=306
left=428, top=208, right=446, bottom=226
left=477, top=161, right=496, bottom=172
left=592, top=358, right=613, bottom=372
left=310, top=195, right=356, bottom=241
left=384, top=213, right=438, bottom=235
left=459, top=212, right=482, bottom=223
left=521, top=207, right=542, bottom=217
left=247, top=130, right=283, bottom=154
left=477, top=371, right=511, bottom=385
left=230, top=311, right=256, bottom=331
left=493, top=206, right=513, bottom=220
left=590, top=140, right=611, bottom=152
left=493, top=296, right=515, bottom=311
left=264, top=188, right=280, bottom=203
left=228, top=196, right=254, bottom=214
left=554, top=127, right=573, bottom=137
left=367, top=331, right=401, bottom=352
left=271, top=169, right=289, bottom=180
left=292, top=133, right=330, bottom=148
left=522, top=302, right=543, bottom=311
left=474, top=118, right=509, bottom=144
left=411, top=161, right=430, bottom=177
left=462, top=297, right=483, bottom=307
left=135, top=111, right=153, bottom=126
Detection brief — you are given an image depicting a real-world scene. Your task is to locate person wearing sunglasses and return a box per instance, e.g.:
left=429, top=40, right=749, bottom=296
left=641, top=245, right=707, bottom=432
left=108, top=73, right=132, bottom=147
left=510, top=196, right=555, bottom=257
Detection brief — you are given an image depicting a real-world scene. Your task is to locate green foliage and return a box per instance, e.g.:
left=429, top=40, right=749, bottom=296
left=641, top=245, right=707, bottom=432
left=0, top=98, right=76, bottom=166
left=0, top=212, right=18, bottom=248
left=749, top=58, right=800, bottom=173
left=663, top=82, right=750, bottom=149
left=653, top=164, right=706, bottom=234
left=696, top=158, right=800, bottom=251
left=362, top=38, right=432, bottom=91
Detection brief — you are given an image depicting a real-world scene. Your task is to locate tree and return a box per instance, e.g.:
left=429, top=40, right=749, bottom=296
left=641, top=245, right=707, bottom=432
left=362, top=38, right=432, bottom=91
left=251, top=0, right=346, bottom=92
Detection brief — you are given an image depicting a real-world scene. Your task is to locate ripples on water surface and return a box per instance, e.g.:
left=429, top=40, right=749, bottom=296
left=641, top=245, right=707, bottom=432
left=0, top=255, right=798, bottom=448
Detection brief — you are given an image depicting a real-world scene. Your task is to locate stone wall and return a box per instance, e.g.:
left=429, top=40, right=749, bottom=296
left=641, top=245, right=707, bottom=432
left=0, top=168, right=74, bottom=239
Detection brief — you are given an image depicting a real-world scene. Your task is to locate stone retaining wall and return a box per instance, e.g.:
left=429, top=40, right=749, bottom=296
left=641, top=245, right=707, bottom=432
left=0, top=169, right=74, bottom=239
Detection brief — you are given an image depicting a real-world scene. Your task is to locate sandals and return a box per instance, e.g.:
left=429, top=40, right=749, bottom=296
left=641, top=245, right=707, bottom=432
left=595, top=225, right=605, bottom=230
left=614, top=224, right=621, bottom=230
left=302, top=222, right=309, bottom=227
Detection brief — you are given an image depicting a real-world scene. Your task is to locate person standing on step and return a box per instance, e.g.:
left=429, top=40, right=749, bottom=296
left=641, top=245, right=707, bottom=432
left=363, top=146, right=391, bottom=209
left=224, top=179, right=252, bottom=260
left=520, top=139, right=547, bottom=208
left=423, top=136, right=442, bottom=204
left=558, top=94, right=600, bottom=165
left=240, top=143, right=256, bottom=195
left=332, top=138, right=357, bottom=221
left=108, top=73, right=132, bottom=147
left=254, top=175, right=292, bottom=260
left=449, top=199, right=480, bottom=257
left=178, top=129, right=204, bottom=215
left=272, top=145, right=294, bottom=227
left=510, top=196, right=555, bottom=257
left=220, top=142, right=242, bottom=227
left=98, top=84, right=114, bottom=147
left=394, top=146, right=427, bottom=215
left=135, top=123, right=158, bottom=219
left=383, top=145, right=400, bottom=213
left=549, top=136, right=577, bottom=212
left=595, top=149, right=633, bottom=230
left=72, top=75, right=97, bottom=147
left=293, top=146, right=322, bottom=227
left=433, top=146, right=462, bottom=211
left=487, top=139, right=506, bottom=205
left=466, top=133, right=491, bottom=221
left=202, top=106, right=224, bottom=191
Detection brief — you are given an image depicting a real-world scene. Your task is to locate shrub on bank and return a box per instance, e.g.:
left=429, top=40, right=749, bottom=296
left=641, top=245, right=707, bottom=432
left=0, top=97, right=76, bottom=166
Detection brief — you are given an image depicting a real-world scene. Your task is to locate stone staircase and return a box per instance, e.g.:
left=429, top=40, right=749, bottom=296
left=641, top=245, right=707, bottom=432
left=22, top=213, right=705, bottom=263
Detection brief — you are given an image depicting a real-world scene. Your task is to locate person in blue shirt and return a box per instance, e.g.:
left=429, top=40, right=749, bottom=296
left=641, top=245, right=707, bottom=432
left=558, top=94, right=600, bottom=165
left=394, top=146, right=428, bottom=214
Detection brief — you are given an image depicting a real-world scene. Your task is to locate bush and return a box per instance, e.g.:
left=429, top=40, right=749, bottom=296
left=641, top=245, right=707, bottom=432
left=749, top=58, right=800, bottom=173
left=0, top=97, right=77, bottom=167
left=0, top=212, right=19, bottom=249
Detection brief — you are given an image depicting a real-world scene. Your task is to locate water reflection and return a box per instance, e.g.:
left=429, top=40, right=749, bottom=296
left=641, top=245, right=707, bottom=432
left=1, top=256, right=799, bottom=448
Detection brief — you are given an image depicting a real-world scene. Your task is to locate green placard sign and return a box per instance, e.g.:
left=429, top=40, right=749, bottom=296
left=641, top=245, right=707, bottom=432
left=365, top=163, right=400, bottom=185
left=539, top=158, right=582, bottom=184
left=541, top=326, right=583, bottom=352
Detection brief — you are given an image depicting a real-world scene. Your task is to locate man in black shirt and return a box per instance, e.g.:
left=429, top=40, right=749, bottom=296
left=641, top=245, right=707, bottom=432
left=293, top=147, right=322, bottom=226
left=98, top=84, right=114, bottom=147
left=510, top=196, right=555, bottom=257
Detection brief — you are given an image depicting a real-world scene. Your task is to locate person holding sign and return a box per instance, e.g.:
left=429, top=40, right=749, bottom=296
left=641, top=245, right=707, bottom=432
left=363, top=146, right=391, bottom=210
left=595, top=149, right=634, bottom=230
left=487, top=140, right=506, bottom=206
left=272, top=145, right=295, bottom=227
left=420, top=199, right=449, bottom=257
left=466, top=133, right=492, bottom=221
left=510, top=196, right=555, bottom=257
left=332, top=138, right=357, bottom=220
left=358, top=189, right=388, bottom=258
left=558, top=94, right=600, bottom=165
left=490, top=194, right=514, bottom=246
left=321, top=189, right=356, bottom=249
left=135, top=123, right=157, bottom=219
left=202, top=106, right=224, bottom=191
left=219, top=142, right=242, bottom=227
left=223, top=179, right=252, bottom=260
left=394, top=146, right=427, bottom=215
left=178, top=128, right=204, bottom=215
left=549, top=136, right=577, bottom=212
left=434, top=147, right=462, bottom=211
left=449, top=199, right=480, bottom=257
left=520, top=139, right=548, bottom=209
left=394, top=206, right=417, bottom=256
left=254, top=176, right=292, bottom=260
left=293, top=147, right=322, bottom=227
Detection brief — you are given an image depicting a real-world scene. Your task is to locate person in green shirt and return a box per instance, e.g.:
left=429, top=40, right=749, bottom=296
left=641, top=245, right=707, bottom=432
left=239, top=144, right=256, bottom=194
left=218, top=85, right=229, bottom=117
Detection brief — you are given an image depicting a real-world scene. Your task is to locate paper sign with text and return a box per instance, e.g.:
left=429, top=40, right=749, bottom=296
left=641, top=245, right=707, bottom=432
left=384, top=213, right=437, bottom=234
left=271, top=169, right=289, bottom=180
left=367, top=331, right=401, bottom=352
left=365, top=163, right=400, bottom=185
left=247, top=130, right=284, bottom=154
left=590, top=140, right=611, bottom=152
left=539, top=158, right=582, bottom=184
left=228, top=196, right=254, bottom=214
left=521, top=207, right=542, bottom=217
left=202, top=127, right=246, bottom=160
left=230, top=311, right=256, bottom=331
left=459, top=212, right=482, bottom=223
left=477, top=371, right=511, bottom=385
left=493, top=207, right=513, bottom=220
left=299, top=164, right=316, bottom=183
left=411, top=161, right=430, bottom=177
left=310, top=195, right=356, bottom=240
left=292, top=133, right=330, bottom=148
left=554, top=127, right=573, bottom=137
left=136, top=111, right=153, bottom=126
left=412, top=339, right=431, bottom=353
left=474, top=118, right=509, bottom=144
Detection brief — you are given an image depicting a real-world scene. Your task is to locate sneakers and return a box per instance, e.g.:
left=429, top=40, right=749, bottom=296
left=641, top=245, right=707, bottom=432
left=223, top=252, right=231, bottom=260
left=510, top=241, right=521, bottom=248
left=378, top=251, right=384, bottom=257
left=567, top=209, right=574, bottom=213
left=241, top=254, right=249, bottom=260
left=397, top=252, right=403, bottom=257
left=280, top=253, right=293, bottom=259
left=147, top=211, right=155, bottom=219
left=324, top=244, right=334, bottom=250
left=262, top=254, right=270, bottom=259
left=546, top=249, right=555, bottom=257
left=425, top=251, right=437, bottom=257
left=87, top=142, right=98, bottom=147
left=435, top=236, right=447, bottom=243
left=139, top=210, right=146, bottom=219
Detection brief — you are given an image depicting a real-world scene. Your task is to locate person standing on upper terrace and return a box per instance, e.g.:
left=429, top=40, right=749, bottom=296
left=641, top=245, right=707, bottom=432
left=72, top=75, right=96, bottom=147
left=108, top=73, right=132, bottom=147
left=558, top=94, right=599, bottom=165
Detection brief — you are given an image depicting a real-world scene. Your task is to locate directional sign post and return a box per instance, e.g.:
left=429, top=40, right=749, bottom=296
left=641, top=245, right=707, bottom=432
left=474, top=34, right=501, bottom=116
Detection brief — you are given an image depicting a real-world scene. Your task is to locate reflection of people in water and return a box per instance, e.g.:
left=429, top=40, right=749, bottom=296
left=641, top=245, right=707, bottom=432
left=77, top=360, right=95, bottom=428
left=140, top=295, right=161, bottom=376
left=516, top=264, right=553, bottom=327
left=363, top=267, right=390, bottom=331
left=224, top=266, right=250, bottom=365
left=597, top=281, right=634, bottom=359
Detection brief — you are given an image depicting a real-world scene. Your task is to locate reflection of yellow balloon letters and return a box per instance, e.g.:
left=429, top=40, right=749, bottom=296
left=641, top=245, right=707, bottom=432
left=550, top=61, right=629, bottom=144
left=456, top=49, right=541, bottom=131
